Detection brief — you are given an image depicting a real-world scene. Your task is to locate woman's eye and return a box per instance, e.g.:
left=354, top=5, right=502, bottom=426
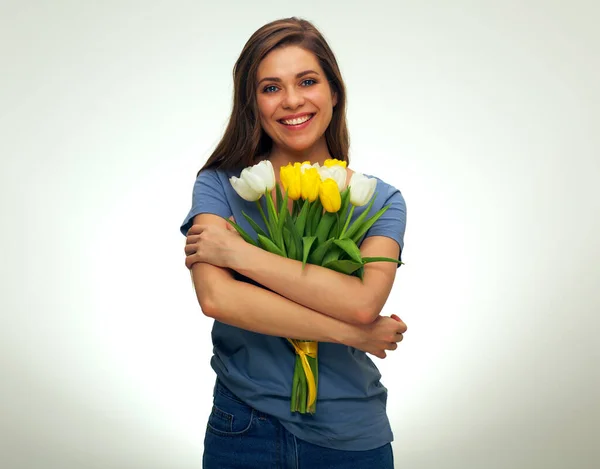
left=263, top=85, right=278, bottom=93
left=301, top=79, right=316, bottom=86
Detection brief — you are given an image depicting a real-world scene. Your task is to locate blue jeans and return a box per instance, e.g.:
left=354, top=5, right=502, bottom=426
left=203, top=379, right=394, bottom=469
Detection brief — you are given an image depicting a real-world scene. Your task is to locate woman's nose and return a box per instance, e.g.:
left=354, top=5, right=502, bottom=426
left=282, top=88, right=305, bottom=109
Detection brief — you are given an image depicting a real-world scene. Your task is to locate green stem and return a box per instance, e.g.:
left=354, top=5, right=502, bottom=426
left=298, top=361, right=307, bottom=414
left=255, top=200, right=272, bottom=239
left=340, top=205, right=355, bottom=238
left=291, top=358, right=301, bottom=412
left=306, top=355, right=318, bottom=414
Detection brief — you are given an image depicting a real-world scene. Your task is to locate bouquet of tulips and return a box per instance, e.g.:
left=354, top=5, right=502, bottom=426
left=228, top=158, right=402, bottom=414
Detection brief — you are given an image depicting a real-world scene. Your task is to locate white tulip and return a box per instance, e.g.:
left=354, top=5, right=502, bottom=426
left=300, top=161, right=320, bottom=174
left=318, top=165, right=347, bottom=191
left=251, top=160, right=276, bottom=191
left=229, top=175, right=263, bottom=201
left=349, top=172, right=377, bottom=206
left=229, top=160, right=276, bottom=201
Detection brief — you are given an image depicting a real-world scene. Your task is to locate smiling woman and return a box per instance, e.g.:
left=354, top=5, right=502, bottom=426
left=255, top=47, right=337, bottom=164
left=180, top=17, right=407, bottom=469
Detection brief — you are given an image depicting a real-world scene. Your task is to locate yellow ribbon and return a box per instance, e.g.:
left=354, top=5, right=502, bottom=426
left=287, top=339, right=318, bottom=407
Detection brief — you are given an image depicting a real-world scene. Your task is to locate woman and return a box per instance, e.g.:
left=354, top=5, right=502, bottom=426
left=181, top=17, right=407, bottom=469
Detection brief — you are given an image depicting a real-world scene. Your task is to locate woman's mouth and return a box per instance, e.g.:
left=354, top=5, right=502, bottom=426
left=278, top=114, right=315, bottom=127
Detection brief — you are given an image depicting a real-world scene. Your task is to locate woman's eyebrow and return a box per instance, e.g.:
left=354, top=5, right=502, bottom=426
left=257, top=70, right=320, bottom=86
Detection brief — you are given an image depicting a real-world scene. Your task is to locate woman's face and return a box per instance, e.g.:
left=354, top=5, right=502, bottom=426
left=255, top=45, right=337, bottom=157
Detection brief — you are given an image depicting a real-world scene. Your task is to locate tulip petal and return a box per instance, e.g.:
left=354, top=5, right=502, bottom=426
left=254, top=160, right=276, bottom=190
left=349, top=172, right=377, bottom=206
left=230, top=176, right=263, bottom=201
left=324, top=158, right=347, bottom=168
left=281, top=163, right=302, bottom=200
left=319, top=179, right=341, bottom=213
left=320, top=166, right=347, bottom=191
left=301, top=167, right=321, bottom=202
left=243, top=168, right=268, bottom=194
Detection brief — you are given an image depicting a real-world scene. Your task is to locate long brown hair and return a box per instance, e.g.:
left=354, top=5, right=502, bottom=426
left=199, top=17, right=349, bottom=174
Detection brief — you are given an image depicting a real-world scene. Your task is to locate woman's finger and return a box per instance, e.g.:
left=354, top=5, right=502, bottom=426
left=187, top=224, right=206, bottom=235
left=185, top=255, right=198, bottom=270
left=391, top=314, right=408, bottom=333
left=184, top=244, right=198, bottom=255
left=186, top=234, right=201, bottom=244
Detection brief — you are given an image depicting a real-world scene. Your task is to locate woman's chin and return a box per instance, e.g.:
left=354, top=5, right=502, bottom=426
left=277, top=137, right=325, bottom=155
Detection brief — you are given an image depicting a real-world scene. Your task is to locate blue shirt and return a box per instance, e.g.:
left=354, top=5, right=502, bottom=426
left=180, top=167, right=407, bottom=451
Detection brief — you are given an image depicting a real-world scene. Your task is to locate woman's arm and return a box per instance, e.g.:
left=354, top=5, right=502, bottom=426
left=186, top=221, right=400, bottom=325
left=232, top=237, right=399, bottom=325
left=187, top=214, right=406, bottom=358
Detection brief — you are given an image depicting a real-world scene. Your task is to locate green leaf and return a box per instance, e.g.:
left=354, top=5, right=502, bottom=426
left=339, top=205, right=355, bottom=239
left=333, top=238, right=363, bottom=264
left=265, top=191, right=278, bottom=233
left=265, top=191, right=286, bottom=253
left=311, top=199, right=323, bottom=235
left=277, top=189, right=289, bottom=233
left=342, top=193, right=377, bottom=240
left=350, top=205, right=390, bottom=244
left=315, top=212, right=337, bottom=245
left=355, top=266, right=365, bottom=281
left=265, top=190, right=278, bottom=224
left=294, top=200, right=311, bottom=236
left=284, top=215, right=303, bottom=261
left=329, top=213, right=340, bottom=240
left=308, top=238, right=334, bottom=265
left=337, top=188, right=351, bottom=236
left=255, top=199, right=272, bottom=239
left=362, top=256, right=404, bottom=265
left=307, top=199, right=322, bottom=236
left=323, top=259, right=364, bottom=275
left=241, top=210, right=268, bottom=238
left=257, top=234, right=285, bottom=256
left=321, top=245, right=342, bottom=266
left=301, top=236, right=317, bottom=268
left=226, top=219, right=257, bottom=246
left=282, top=227, right=297, bottom=261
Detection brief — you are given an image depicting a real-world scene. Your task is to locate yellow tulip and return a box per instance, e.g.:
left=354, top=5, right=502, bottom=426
left=301, top=167, right=321, bottom=202
left=323, top=158, right=347, bottom=168
left=280, top=163, right=302, bottom=200
left=319, top=178, right=342, bottom=212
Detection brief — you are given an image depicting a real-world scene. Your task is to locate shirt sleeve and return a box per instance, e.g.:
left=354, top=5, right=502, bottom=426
left=364, top=188, right=407, bottom=260
left=180, top=169, right=233, bottom=236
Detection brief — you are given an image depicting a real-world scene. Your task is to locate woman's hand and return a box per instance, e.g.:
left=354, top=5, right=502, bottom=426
left=184, top=219, right=246, bottom=270
left=350, top=314, right=407, bottom=359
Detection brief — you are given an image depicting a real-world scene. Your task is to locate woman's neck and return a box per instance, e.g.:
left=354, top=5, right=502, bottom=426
left=267, top=140, right=333, bottom=170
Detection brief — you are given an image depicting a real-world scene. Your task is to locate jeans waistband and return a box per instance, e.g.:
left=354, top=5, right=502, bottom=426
left=214, top=378, right=274, bottom=422
left=214, top=378, right=247, bottom=405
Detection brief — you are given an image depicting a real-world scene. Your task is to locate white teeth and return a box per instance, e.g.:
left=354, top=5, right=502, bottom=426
left=281, top=114, right=312, bottom=125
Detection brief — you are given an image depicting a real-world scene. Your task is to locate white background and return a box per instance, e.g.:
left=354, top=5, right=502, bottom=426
left=1, top=1, right=598, bottom=468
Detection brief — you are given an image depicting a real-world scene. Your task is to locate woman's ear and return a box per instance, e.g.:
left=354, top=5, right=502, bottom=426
left=332, top=92, right=338, bottom=107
